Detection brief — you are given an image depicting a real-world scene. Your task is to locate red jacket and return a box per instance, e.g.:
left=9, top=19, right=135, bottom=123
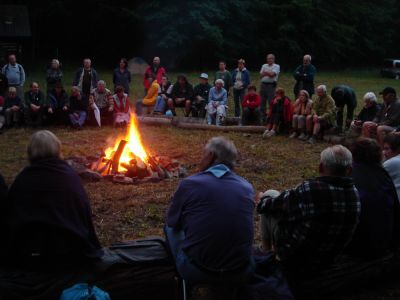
left=143, top=66, right=166, bottom=90
left=268, top=96, right=293, bottom=122
left=242, top=93, right=261, bottom=109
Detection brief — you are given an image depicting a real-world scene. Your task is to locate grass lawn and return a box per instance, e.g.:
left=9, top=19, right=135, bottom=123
left=1, top=69, right=400, bottom=299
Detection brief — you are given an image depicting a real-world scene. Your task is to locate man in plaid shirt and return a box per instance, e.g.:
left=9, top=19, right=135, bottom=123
left=257, top=145, right=360, bottom=273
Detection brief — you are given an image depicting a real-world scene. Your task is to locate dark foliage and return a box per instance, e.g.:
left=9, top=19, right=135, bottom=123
left=4, top=0, right=400, bottom=69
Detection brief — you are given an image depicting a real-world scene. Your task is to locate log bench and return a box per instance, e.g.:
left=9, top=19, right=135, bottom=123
left=290, top=252, right=400, bottom=299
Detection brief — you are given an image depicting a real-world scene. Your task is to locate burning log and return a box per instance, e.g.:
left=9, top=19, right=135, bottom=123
left=120, top=157, right=150, bottom=179
left=147, top=156, right=166, bottom=178
left=111, top=140, right=128, bottom=174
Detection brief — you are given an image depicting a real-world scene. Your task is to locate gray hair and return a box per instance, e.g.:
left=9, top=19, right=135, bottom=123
left=98, top=80, right=106, bottom=86
left=363, top=92, right=377, bottom=102
left=320, top=145, right=352, bottom=176
left=27, top=130, right=62, bottom=163
left=317, top=84, right=327, bottom=93
left=267, top=53, right=275, bottom=59
left=304, top=54, right=312, bottom=61
left=51, top=59, right=60, bottom=67
left=71, top=86, right=81, bottom=93
left=215, top=79, right=225, bottom=86
left=205, top=136, right=238, bottom=168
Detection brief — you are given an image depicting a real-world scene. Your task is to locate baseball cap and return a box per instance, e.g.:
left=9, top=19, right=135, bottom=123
left=199, top=73, right=209, bottom=79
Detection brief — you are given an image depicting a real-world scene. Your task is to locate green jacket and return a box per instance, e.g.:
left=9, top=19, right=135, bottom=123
left=215, top=70, right=232, bottom=89
left=24, top=90, right=46, bottom=108
left=312, top=94, right=336, bottom=125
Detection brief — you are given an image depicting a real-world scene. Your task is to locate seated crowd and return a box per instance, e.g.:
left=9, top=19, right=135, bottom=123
left=1, top=53, right=399, bottom=147
left=1, top=131, right=400, bottom=298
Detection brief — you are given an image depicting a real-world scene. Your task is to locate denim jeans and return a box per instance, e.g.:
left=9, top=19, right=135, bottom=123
left=154, top=96, right=167, bottom=114
left=164, top=226, right=254, bottom=285
left=69, top=111, right=87, bottom=127
left=233, top=89, right=245, bottom=117
left=260, top=83, right=276, bottom=124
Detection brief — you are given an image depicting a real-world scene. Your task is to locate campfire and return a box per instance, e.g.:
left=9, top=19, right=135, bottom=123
left=90, top=114, right=186, bottom=183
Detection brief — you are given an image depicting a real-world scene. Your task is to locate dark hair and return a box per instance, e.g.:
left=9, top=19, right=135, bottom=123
left=219, top=60, right=226, bottom=65
left=383, top=134, right=400, bottom=152
left=248, top=85, right=257, bottom=92
left=120, top=58, right=128, bottom=68
left=349, top=138, right=382, bottom=165
left=276, top=87, right=285, bottom=96
left=115, top=85, right=125, bottom=93
left=176, top=74, right=188, bottom=84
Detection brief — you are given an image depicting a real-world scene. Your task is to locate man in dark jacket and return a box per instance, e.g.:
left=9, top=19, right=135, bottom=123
left=72, top=58, right=98, bottom=98
left=293, top=55, right=316, bottom=98
left=46, top=82, right=70, bottom=125
left=331, top=85, right=357, bottom=133
left=192, top=73, right=212, bottom=118
left=168, top=75, right=193, bottom=117
left=68, top=87, right=88, bottom=129
left=24, top=82, right=46, bottom=127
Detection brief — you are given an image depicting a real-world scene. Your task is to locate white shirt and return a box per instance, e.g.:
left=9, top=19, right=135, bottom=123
left=383, top=154, right=400, bottom=202
left=260, top=63, right=280, bottom=83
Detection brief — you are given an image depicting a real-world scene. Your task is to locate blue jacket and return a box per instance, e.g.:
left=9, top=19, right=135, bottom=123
left=167, top=164, right=254, bottom=271
left=231, top=68, right=250, bottom=90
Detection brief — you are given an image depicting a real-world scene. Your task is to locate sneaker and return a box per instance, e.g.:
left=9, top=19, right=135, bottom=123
left=298, top=133, right=307, bottom=140
left=308, top=136, right=317, bottom=144
left=266, top=130, right=276, bottom=138
left=289, top=132, right=298, bottom=139
left=262, top=129, right=270, bottom=139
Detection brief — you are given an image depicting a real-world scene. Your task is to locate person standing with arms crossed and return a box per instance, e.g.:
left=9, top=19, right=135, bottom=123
left=259, top=54, right=280, bottom=124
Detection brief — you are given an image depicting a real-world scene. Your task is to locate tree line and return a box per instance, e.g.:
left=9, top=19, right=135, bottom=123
left=13, top=0, right=400, bottom=69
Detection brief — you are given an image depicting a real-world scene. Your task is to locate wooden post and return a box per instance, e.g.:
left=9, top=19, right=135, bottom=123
left=111, top=140, right=127, bottom=174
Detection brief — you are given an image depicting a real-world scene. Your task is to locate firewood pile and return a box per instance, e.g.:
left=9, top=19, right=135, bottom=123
left=66, top=139, right=187, bottom=184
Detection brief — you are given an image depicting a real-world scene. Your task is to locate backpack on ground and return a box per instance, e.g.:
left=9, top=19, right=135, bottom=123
left=60, top=283, right=110, bottom=300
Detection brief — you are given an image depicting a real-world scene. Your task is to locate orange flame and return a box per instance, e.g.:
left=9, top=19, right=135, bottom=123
left=104, top=114, right=149, bottom=172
